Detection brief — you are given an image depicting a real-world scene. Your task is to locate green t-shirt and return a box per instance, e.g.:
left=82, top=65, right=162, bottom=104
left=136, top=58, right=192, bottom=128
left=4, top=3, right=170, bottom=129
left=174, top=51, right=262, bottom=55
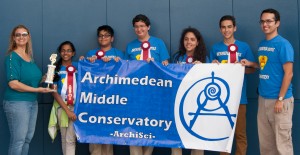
left=4, top=51, right=42, bottom=101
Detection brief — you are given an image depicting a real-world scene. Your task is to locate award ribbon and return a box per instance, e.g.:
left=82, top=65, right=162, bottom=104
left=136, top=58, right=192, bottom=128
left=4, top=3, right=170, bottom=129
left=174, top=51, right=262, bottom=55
left=228, top=44, right=238, bottom=63
left=141, top=41, right=150, bottom=60
left=96, top=50, right=105, bottom=59
left=66, top=65, right=76, bottom=106
left=186, top=56, right=194, bottom=64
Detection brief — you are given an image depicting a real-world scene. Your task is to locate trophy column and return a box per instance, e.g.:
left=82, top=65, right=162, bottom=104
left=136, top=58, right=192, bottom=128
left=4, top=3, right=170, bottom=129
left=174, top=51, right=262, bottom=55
left=45, top=53, right=57, bottom=91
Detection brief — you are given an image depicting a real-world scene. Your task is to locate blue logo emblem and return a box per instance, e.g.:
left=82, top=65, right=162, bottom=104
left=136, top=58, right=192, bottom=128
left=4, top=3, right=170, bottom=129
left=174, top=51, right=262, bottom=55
left=179, top=72, right=237, bottom=141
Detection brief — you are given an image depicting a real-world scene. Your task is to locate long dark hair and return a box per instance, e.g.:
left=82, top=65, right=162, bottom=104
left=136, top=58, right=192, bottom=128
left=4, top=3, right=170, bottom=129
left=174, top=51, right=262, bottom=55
left=53, top=41, right=76, bottom=82
left=174, top=27, right=207, bottom=63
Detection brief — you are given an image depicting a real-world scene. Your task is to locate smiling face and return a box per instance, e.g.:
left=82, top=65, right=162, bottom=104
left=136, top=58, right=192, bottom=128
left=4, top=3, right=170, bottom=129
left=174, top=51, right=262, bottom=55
left=184, top=32, right=199, bottom=54
left=134, top=21, right=150, bottom=40
left=260, top=13, right=280, bottom=37
left=13, top=28, right=30, bottom=47
left=98, top=30, right=114, bottom=49
left=60, top=44, right=75, bottom=63
left=220, top=20, right=236, bottom=40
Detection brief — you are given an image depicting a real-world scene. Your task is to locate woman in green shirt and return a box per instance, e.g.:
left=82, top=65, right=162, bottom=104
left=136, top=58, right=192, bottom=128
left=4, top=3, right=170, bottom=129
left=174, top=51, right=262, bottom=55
left=3, top=25, right=52, bottom=155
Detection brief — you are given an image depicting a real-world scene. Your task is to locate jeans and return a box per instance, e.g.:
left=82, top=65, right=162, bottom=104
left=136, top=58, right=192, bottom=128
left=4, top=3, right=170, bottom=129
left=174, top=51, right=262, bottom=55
left=3, top=100, right=38, bottom=155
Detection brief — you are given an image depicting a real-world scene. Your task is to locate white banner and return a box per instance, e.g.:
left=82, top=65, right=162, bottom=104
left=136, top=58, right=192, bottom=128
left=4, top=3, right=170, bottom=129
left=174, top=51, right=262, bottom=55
left=174, top=63, right=245, bottom=153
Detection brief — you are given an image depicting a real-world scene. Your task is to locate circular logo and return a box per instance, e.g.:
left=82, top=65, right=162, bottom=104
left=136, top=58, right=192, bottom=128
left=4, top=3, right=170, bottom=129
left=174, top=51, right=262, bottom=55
left=176, top=71, right=236, bottom=141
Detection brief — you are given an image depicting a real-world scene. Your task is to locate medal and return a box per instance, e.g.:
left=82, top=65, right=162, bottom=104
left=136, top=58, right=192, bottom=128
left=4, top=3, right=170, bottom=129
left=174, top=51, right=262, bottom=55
left=66, top=65, right=76, bottom=106
left=96, top=50, right=105, bottom=59
left=186, top=56, right=194, bottom=64
left=228, top=44, right=238, bottom=63
left=141, top=41, right=150, bottom=60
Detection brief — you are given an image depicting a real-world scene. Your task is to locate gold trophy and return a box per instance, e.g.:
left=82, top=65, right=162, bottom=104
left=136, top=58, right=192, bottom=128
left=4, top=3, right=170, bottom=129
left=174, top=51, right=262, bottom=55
left=45, top=53, right=57, bottom=92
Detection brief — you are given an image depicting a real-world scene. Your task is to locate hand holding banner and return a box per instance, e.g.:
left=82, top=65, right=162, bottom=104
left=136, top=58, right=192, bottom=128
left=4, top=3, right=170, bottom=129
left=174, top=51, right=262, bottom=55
left=74, top=60, right=244, bottom=153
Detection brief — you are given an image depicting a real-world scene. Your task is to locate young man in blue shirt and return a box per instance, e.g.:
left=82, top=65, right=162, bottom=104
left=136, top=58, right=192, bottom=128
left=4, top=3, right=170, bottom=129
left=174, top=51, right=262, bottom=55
left=241, top=8, right=294, bottom=155
left=125, top=14, right=170, bottom=155
left=125, top=14, right=169, bottom=65
left=210, top=15, right=255, bottom=155
left=80, top=25, right=124, bottom=155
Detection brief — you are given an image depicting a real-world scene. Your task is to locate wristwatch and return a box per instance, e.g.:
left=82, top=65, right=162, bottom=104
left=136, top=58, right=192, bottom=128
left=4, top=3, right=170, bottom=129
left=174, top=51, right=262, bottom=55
left=278, top=96, right=284, bottom=101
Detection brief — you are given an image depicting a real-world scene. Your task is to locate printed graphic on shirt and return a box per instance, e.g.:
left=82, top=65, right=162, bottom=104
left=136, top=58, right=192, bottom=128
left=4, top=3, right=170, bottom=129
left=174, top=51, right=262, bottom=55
left=221, top=60, right=228, bottom=63
left=135, top=54, right=140, bottom=60
left=259, top=55, right=268, bottom=70
left=258, top=46, right=275, bottom=52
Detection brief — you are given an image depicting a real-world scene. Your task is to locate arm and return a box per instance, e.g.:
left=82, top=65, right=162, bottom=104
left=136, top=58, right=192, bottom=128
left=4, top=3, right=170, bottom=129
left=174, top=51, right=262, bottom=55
left=274, top=62, right=293, bottom=113
left=8, top=80, right=52, bottom=93
left=158, top=38, right=170, bottom=65
left=240, top=59, right=259, bottom=68
left=240, top=59, right=259, bottom=74
left=245, top=67, right=256, bottom=74
left=243, top=45, right=257, bottom=74
left=52, top=91, right=77, bottom=121
left=6, top=53, right=51, bottom=93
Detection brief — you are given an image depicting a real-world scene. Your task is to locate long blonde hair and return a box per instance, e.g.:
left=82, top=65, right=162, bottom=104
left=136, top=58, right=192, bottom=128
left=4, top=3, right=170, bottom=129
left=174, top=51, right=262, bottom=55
left=7, top=25, right=33, bottom=56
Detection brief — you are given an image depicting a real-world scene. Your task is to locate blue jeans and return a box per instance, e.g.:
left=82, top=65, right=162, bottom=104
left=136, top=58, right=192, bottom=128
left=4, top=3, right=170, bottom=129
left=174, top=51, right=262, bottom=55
left=3, top=100, right=38, bottom=155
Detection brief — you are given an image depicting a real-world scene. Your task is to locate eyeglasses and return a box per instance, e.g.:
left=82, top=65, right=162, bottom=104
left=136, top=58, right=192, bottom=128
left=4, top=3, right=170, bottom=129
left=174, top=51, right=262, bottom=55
left=259, top=19, right=276, bottom=25
left=98, top=34, right=111, bottom=39
left=15, top=32, right=29, bottom=38
left=61, top=49, right=73, bottom=53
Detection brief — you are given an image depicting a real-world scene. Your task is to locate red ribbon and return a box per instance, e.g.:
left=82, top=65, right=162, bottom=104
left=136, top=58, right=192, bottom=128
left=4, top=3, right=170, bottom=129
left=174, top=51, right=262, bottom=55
left=96, top=50, right=105, bottom=59
left=66, top=65, right=76, bottom=106
left=228, top=44, right=238, bottom=63
left=186, top=56, right=193, bottom=64
left=141, top=41, right=150, bottom=60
